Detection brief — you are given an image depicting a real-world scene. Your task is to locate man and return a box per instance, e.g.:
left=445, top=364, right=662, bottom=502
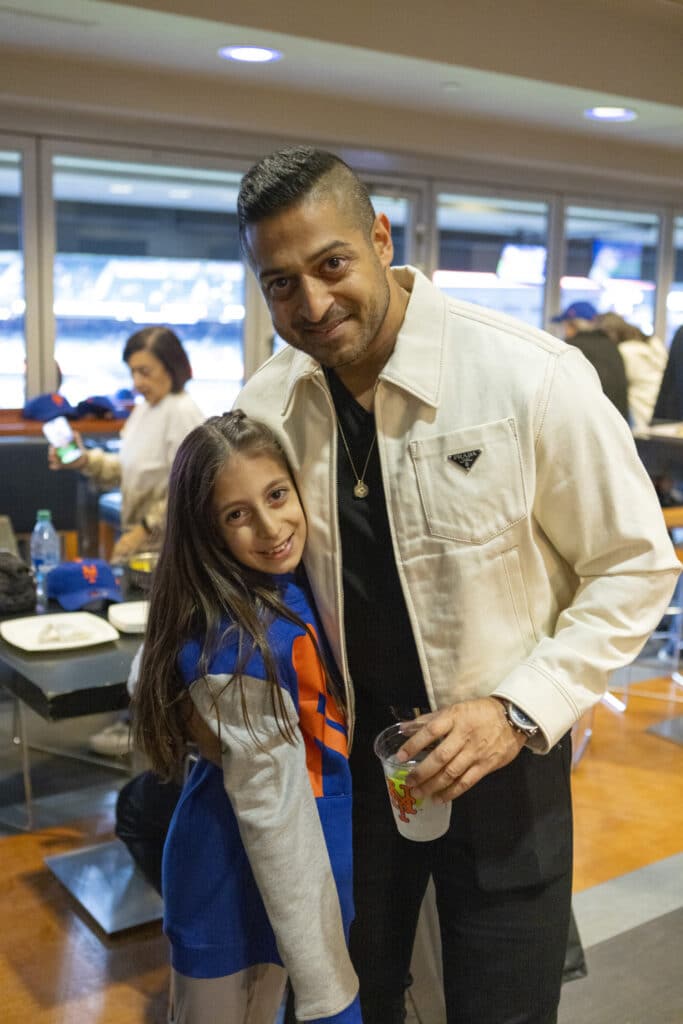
left=552, top=301, right=630, bottom=421
left=236, top=147, right=679, bottom=1024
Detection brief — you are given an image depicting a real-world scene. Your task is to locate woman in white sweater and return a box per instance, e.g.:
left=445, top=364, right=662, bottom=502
left=49, top=326, right=205, bottom=563
left=595, top=312, right=668, bottom=430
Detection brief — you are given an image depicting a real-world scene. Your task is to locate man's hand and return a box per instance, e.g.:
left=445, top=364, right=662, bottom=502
left=396, top=697, right=526, bottom=803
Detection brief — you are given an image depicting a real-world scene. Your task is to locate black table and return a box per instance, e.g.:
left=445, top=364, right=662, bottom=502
left=634, top=425, right=683, bottom=479
left=0, top=606, right=163, bottom=934
left=0, top=605, right=139, bottom=829
left=0, top=630, right=137, bottom=721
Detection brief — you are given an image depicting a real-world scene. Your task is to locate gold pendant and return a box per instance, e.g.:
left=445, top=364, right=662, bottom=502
left=353, top=480, right=369, bottom=499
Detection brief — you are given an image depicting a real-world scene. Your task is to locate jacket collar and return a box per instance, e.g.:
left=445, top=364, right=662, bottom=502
left=279, top=266, right=446, bottom=414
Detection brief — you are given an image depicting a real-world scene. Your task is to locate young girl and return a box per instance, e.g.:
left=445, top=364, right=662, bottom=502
left=132, top=411, right=361, bottom=1024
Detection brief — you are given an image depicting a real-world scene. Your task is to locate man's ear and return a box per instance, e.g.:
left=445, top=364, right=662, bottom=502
left=372, top=212, right=394, bottom=268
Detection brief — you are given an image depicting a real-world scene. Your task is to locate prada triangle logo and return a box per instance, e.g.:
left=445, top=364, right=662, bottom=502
left=447, top=448, right=482, bottom=472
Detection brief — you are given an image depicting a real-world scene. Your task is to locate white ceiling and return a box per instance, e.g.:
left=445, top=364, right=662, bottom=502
left=1, top=0, right=682, bottom=154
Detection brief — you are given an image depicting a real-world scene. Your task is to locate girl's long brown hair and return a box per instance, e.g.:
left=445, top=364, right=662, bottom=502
left=131, top=411, right=317, bottom=781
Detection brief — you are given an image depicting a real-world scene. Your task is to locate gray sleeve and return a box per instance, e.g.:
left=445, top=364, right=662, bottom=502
left=190, top=673, right=359, bottom=1021
left=81, top=446, right=122, bottom=487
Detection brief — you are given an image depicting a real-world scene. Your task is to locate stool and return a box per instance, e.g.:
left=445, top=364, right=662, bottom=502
left=98, top=491, right=122, bottom=560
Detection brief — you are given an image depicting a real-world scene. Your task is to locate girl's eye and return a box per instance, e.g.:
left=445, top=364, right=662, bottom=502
left=227, top=509, right=243, bottom=522
left=270, top=487, right=287, bottom=502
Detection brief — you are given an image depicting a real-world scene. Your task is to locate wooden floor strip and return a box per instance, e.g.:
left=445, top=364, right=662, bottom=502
left=0, top=677, right=682, bottom=1022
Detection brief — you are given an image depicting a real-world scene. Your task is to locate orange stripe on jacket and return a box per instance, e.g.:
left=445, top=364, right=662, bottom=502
left=292, top=632, right=348, bottom=798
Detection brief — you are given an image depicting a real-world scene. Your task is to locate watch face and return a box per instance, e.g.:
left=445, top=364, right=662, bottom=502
left=509, top=703, right=538, bottom=732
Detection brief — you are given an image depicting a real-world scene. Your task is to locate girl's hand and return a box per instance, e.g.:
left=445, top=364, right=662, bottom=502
left=47, top=429, right=88, bottom=471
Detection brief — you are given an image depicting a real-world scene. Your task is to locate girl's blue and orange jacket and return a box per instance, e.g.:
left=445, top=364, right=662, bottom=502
left=163, top=576, right=361, bottom=1023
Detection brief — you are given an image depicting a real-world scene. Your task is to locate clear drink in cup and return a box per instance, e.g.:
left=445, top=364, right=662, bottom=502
left=373, top=722, right=452, bottom=841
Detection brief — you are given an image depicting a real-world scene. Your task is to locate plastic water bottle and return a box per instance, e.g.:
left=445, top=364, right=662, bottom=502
left=30, top=509, right=61, bottom=613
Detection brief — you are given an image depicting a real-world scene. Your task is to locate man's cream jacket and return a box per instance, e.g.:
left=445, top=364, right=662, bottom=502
left=238, top=268, right=680, bottom=751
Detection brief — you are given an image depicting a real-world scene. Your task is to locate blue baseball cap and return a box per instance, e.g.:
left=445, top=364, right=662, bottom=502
left=75, top=395, right=119, bottom=418
left=552, top=301, right=598, bottom=323
left=76, top=392, right=134, bottom=419
left=22, top=393, right=77, bottom=422
left=47, top=559, right=123, bottom=611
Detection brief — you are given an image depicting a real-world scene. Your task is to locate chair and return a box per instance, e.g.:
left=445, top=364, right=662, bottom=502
left=98, top=490, right=122, bottom=560
left=0, top=437, right=82, bottom=560
left=0, top=515, right=19, bottom=557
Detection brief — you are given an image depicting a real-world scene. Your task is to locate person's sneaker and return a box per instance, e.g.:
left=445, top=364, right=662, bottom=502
left=87, top=720, right=132, bottom=757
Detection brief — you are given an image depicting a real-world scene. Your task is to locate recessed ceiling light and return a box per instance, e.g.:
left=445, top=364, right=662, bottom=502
left=218, top=46, right=282, bottom=63
left=584, top=106, right=638, bottom=122
left=109, top=183, right=133, bottom=195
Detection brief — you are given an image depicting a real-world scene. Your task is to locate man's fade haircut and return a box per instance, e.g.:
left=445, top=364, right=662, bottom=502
left=237, top=146, right=376, bottom=259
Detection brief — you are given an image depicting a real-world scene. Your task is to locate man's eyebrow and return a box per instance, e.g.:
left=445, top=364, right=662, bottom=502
left=259, top=240, right=352, bottom=282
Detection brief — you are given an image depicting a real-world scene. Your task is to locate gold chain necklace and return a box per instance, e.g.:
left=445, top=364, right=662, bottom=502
left=335, top=415, right=377, bottom=499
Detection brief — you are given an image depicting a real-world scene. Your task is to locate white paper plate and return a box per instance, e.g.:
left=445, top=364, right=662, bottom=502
left=0, top=612, right=119, bottom=652
left=108, top=600, right=149, bottom=634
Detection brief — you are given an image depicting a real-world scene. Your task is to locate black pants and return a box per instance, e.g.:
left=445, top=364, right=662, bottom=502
left=115, top=770, right=181, bottom=896
left=347, top=726, right=573, bottom=1024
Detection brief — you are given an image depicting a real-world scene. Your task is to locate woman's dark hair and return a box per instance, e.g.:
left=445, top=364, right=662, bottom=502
left=122, top=326, right=192, bottom=392
left=131, top=410, right=322, bottom=780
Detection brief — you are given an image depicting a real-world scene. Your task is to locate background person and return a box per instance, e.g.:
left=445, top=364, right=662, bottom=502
left=651, top=324, right=683, bottom=424
left=48, top=325, right=205, bottom=564
left=235, top=146, right=680, bottom=1024
left=595, top=312, right=668, bottom=430
left=131, top=411, right=361, bottom=1024
left=551, top=301, right=629, bottom=420
left=48, top=325, right=204, bottom=757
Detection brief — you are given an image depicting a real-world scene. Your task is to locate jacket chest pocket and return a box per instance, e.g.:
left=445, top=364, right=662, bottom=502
left=409, top=418, right=527, bottom=544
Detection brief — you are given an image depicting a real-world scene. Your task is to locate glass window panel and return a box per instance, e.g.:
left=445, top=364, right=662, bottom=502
left=560, top=205, right=659, bottom=335
left=667, top=217, right=683, bottom=345
left=52, top=156, right=245, bottom=417
left=0, top=151, right=25, bottom=409
left=435, top=193, right=548, bottom=328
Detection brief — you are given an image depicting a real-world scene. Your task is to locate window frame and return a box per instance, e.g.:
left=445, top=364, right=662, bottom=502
left=0, top=133, right=41, bottom=402
left=37, top=137, right=257, bottom=399
left=560, top=195, right=673, bottom=342
left=430, top=178, right=556, bottom=329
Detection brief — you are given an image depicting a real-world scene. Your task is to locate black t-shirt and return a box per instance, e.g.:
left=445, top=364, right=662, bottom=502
left=325, top=369, right=429, bottom=732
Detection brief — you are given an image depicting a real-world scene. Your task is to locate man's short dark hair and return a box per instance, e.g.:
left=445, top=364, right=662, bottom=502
left=237, top=146, right=376, bottom=257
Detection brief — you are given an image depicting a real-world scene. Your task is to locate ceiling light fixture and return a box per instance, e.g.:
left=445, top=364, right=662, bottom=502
left=584, top=106, right=638, bottom=122
left=218, top=46, right=282, bottom=63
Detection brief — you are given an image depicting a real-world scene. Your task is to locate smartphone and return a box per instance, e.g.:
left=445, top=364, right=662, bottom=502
left=42, top=415, right=82, bottom=465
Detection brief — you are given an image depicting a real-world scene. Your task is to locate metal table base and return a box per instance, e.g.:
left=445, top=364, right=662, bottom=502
left=45, top=838, right=163, bottom=934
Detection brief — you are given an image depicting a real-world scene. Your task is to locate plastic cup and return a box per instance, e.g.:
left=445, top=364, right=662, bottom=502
left=373, top=722, right=452, bottom=841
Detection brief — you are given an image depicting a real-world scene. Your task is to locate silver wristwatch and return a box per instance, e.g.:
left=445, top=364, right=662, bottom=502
left=501, top=700, right=539, bottom=738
